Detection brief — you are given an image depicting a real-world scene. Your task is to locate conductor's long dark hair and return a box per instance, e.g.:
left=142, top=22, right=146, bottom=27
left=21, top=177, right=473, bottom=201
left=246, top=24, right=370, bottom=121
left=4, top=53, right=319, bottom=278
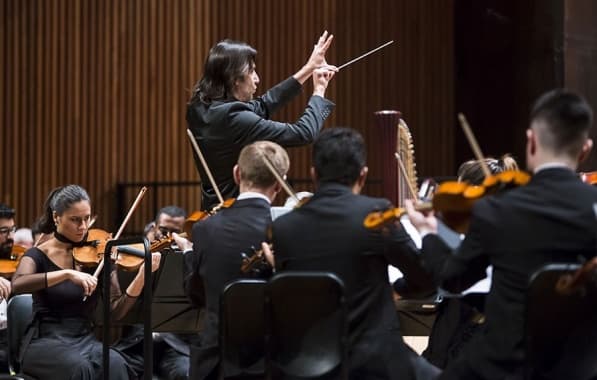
left=190, top=39, right=257, bottom=105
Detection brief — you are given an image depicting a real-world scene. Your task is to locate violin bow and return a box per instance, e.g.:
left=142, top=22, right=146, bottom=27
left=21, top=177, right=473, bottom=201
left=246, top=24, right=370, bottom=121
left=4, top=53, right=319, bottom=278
left=85, top=186, right=148, bottom=299
left=186, top=129, right=225, bottom=206
left=260, top=152, right=299, bottom=204
left=457, top=113, right=492, bottom=179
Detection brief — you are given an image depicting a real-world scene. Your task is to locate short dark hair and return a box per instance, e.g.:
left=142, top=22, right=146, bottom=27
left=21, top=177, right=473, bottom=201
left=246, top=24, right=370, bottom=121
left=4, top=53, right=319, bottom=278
left=156, top=205, right=187, bottom=221
left=313, top=127, right=366, bottom=186
left=190, top=39, right=257, bottom=104
left=0, top=203, right=15, bottom=220
left=530, top=89, right=593, bottom=157
left=38, top=185, right=90, bottom=234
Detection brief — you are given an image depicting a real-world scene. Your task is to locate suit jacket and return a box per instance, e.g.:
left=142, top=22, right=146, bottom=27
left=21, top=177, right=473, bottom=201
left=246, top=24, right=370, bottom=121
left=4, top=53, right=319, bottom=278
left=185, top=197, right=272, bottom=380
left=187, top=76, right=335, bottom=209
left=271, top=182, right=436, bottom=379
left=422, top=167, right=597, bottom=380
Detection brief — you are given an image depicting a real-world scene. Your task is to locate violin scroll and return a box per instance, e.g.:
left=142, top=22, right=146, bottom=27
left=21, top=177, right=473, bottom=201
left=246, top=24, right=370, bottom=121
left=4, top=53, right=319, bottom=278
left=581, top=171, right=597, bottom=185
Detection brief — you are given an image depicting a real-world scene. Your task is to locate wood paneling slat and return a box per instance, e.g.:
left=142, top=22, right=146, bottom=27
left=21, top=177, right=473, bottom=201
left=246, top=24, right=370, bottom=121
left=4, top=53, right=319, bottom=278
left=2, top=0, right=454, bottom=231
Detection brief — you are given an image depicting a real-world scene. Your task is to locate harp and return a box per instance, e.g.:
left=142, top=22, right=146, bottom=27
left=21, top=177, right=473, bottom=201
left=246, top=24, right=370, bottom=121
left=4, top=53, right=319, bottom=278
left=373, top=111, right=418, bottom=207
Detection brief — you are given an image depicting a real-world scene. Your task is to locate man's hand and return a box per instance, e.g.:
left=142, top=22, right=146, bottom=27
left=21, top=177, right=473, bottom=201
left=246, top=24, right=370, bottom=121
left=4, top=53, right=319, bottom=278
left=0, top=277, right=11, bottom=300
left=261, top=242, right=275, bottom=268
left=404, top=199, right=438, bottom=236
left=172, top=232, right=193, bottom=252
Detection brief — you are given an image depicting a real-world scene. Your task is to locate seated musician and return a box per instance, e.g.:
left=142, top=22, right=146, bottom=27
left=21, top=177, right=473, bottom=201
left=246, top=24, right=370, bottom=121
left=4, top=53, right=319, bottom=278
left=178, top=140, right=289, bottom=380
left=115, top=205, right=191, bottom=380
left=422, top=154, right=519, bottom=369
left=268, top=127, right=439, bottom=379
left=11, top=185, right=161, bottom=380
left=406, top=89, right=597, bottom=379
left=0, top=203, right=15, bottom=373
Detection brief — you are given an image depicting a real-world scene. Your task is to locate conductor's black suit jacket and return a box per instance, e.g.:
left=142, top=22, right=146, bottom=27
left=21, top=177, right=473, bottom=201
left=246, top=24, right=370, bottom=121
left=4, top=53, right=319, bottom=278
left=271, top=182, right=436, bottom=379
left=185, top=197, right=272, bottom=380
left=422, top=167, right=597, bottom=380
left=187, top=77, right=335, bottom=209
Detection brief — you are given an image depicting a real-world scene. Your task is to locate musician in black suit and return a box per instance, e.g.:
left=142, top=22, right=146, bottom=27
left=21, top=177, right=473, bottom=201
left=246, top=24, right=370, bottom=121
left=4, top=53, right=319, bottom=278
left=187, top=32, right=336, bottom=209
left=182, top=140, right=289, bottom=380
left=115, top=205, right=191, bottom=380
left=406, top=89, right=597, bottom=380
left=270, top=127, right=439, bottom=380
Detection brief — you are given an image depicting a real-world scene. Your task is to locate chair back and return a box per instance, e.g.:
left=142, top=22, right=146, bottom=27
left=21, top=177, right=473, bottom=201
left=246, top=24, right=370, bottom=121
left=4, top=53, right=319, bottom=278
left=7, top=294, right=33, bottom=375
left=526, top=262, right=597, bottom=380
left=265, top=271, right=348, bottom=380
left=219, top=279, right=267, bottom=379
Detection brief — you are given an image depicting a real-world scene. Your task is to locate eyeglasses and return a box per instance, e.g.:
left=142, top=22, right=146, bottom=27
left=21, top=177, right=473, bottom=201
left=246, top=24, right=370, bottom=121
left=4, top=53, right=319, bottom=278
left=158, top=226, right=182, bottom=236
left=0, top=226, right=16, bottom=236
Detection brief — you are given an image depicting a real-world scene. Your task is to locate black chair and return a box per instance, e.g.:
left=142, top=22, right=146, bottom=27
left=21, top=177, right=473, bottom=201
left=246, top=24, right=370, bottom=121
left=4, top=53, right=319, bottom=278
left=525, top=262, right=597, bottom=380
left=219, top=279, right=267, bottom=380
left=265, top=272, right=348, bottom=380
left=6, top=294, right=33, bottom=378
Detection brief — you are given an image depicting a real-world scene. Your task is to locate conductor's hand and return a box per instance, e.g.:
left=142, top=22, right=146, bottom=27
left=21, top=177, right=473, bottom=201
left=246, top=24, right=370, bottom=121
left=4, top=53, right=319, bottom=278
left=404, top=199, right=438, bottom=236
left=68, top=270, right=98, bottom=297
left=306, top=31, right=334, bottom=72
left=0, top=277, right=11, bottom=300
left=312, top=66, right=337, bottom=97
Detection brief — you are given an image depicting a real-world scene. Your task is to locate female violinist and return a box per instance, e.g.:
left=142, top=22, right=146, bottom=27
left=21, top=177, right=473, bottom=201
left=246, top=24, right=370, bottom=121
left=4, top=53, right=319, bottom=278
left=11, top=185, right=161, bottom=380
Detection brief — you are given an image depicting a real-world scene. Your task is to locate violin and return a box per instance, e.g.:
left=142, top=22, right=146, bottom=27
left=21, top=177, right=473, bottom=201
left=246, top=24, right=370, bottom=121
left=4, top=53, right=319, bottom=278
left=0, top=244, right=27, bottom=278
left=240, top=245, right=274, bottom=277
left=183, top=198, right=235, bottom=238
left=364, top=171, right=531, bottom=233
left=118, top=232, right=191, bottom=257
left=72, top=229, right=145, bottom=271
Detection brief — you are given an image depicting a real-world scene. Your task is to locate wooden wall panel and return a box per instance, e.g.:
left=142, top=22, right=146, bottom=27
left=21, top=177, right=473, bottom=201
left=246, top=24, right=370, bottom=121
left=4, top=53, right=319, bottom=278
left=1, top=0, right=454, bottom=233
left=565, top=0, right=597, bottom=171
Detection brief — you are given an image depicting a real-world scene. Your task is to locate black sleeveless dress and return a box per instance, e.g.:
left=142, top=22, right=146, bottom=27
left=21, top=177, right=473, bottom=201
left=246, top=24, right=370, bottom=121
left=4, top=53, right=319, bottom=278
left=20, top=247, right=135, bottom=380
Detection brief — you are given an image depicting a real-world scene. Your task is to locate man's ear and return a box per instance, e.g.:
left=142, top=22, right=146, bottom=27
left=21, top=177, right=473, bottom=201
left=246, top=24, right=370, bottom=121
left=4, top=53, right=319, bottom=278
left=352, top=166, right=369, bottom=194
left=233, top=165, right=241, bottom=186
left=526, top=128, right=537, bottom=156
left=357, top=166, right=369, bottom=188
left=578, top=138, right=594, bottom=163
left=273, top=182, right=282, bottom=195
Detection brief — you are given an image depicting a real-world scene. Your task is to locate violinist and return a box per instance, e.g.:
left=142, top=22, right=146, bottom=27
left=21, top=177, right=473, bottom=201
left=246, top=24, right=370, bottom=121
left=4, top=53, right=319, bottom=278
left=115, top=205, right=190, bottom=380
left=11, top=185, right=161, bottom=380
left=0, top=203, right=15, bottom=373
left=0, top=203, right=16, bottom=260
left=269, top=128, right=439, bottom=379
left=187, top=31, right=337, bottom=210
left=420, top=154, right=520, bottom=370
left=178, top=140, right=289, bottom=380
left=405, top=89, right=597, bottom=380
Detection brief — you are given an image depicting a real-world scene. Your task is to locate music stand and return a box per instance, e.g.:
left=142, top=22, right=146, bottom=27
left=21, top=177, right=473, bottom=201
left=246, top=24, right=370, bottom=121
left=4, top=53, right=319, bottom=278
left=116, top=248, right=204, bottom=333
left=102, top=237, right=152, bottom=380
